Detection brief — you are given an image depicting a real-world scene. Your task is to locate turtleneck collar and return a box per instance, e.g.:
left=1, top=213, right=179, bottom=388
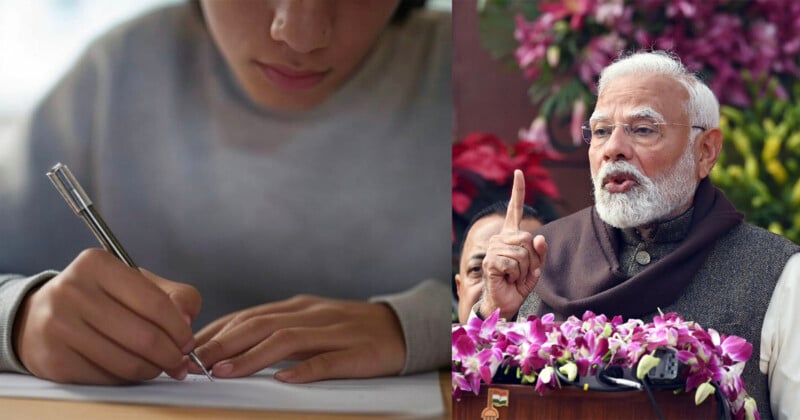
left=620, top=207, right=694, bottom=245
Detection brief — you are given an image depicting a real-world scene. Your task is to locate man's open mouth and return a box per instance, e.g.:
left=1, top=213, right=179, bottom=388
left=602, top=172, right=638, bottom=193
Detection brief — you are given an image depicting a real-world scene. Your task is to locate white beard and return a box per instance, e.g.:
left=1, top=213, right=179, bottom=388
left=592, top=149, right=697, bottom=228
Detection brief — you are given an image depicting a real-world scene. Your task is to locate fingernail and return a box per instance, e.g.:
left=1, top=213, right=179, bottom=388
left=213, top=362, right=232, bottom=377
left=176, top=367, right=188, bottom=380
left=275, top=369, right=295, bottom=382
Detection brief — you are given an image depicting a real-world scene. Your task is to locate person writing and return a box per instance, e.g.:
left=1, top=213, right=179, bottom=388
left=0, top=0, right=451, bottom=385
left=478, top=51, right=799, bottom=419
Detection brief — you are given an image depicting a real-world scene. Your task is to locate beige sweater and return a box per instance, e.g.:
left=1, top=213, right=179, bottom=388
left=0, top=3, right=452, bottom=376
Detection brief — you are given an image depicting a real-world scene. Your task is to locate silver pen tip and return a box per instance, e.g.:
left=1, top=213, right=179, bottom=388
left=188, top=351, right=214, bottom=381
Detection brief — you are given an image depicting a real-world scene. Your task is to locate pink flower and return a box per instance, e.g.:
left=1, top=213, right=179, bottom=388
left=534, top=365, right=557, bottom=394
left=452, top=327, right=475, bottom=360
left=453, top=311, right=758, bottom=418
left=517, top=117, right=552, bottom=152
left=666, top=1, right=698, bottom=18
left=720, top=336, right=752, bottom=363
left=539, top=0, right=596, bottom=31
left=506, top=317, right=551, bottom=375
left=464, top=307, right=501, bottom=345
left=570, top=100, right=587, bottom=146
left=578, top=33, right=626, bottom=89
left=514, top=14, right=554, bottom=79
left=452, top=314, right=505, bottom=396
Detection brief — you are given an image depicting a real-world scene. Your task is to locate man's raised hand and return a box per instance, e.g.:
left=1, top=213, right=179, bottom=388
left=480, top=170, right=547, bottom=320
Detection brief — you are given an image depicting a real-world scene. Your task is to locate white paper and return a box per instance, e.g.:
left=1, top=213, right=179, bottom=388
left=0, top=364, right=444, bottom=418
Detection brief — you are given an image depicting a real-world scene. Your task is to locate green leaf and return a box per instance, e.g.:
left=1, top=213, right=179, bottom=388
left=477, top=0, right=539, bottom=62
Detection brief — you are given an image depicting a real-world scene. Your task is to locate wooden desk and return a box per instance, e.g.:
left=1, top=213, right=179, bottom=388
left=0, top=370, right=451, bottom=419
left=453, top=383, right=723, bottom=420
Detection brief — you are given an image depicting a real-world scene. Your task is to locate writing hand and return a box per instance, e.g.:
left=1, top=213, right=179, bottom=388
left=480, top=170, right=548, bottom=320
left=12, top=249, right=201, bottom=384
left=191, top=295, right=406, bottom=382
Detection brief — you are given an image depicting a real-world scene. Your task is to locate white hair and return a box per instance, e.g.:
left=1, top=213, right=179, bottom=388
left=597, top=51, right=720, bottom=131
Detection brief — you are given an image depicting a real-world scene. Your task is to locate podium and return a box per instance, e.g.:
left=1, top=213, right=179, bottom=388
left=453, top=383, right=724, bottom=420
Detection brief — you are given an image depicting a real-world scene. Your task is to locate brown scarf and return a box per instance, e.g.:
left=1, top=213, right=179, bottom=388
left=534, top=178, right=743, bottom=319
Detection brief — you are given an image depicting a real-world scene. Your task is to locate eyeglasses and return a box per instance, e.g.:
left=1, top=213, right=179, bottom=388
left=581, top=121, right=706, bottom=146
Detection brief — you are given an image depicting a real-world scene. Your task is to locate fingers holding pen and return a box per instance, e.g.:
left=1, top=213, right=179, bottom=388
left=13, top=249, right=197, bottom=383
left=142, top=269, right=202, bottom=328
left=79, top=285, right=189, bottom=375
left=41, top=166, right=200, bottom=382
left=87, top=253, right=197, bottom=354
left=62, top=315, right=167, bottom=383
left=13, top=281, right=127, bottom=384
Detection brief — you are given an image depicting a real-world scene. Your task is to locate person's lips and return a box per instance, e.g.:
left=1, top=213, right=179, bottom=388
left=603, top=172, right=638, bottom=193
left=254, top=62, right=330, bottom=91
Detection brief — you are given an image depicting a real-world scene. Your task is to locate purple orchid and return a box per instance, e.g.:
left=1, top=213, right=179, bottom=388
left=507, top=0, right=800, bottom=128
left=453, top=310, right=759, bottom=419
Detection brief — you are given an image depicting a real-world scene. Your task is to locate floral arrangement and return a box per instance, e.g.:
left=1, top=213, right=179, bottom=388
left=452, top=310, right=759, bottom=419
left=711, top=79, right=800, bottom=243
left=477, top=0, right=800, bottom=147
left=452, top=128, right=561, bottom=252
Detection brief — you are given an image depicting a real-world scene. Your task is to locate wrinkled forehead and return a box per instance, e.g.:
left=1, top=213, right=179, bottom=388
left=592, top=73, right=689, bottom=123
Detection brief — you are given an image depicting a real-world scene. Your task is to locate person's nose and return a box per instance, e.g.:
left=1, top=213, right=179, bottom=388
left=601, top=124, right=634, bottom=163
left=270, top=0, right=333, bottom=54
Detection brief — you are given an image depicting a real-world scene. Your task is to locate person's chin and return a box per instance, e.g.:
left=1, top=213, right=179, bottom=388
left=595, top=188, right=633, bottom=206
left=248, top=90, right=330, bottom=112
left=595, top=195, right=646, bottom=228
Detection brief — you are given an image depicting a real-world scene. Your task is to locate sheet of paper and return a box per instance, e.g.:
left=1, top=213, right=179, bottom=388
left=0, top=364, right=443, bottom=418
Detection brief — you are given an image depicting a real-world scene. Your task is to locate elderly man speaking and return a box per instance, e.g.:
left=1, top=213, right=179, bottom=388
left=477, top=51, right=800, bottom=420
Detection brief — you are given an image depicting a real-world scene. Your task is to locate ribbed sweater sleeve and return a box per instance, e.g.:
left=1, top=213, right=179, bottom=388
left=0, top=271, right=58, bottom=372
left=370, top=279, right=451, bottom=374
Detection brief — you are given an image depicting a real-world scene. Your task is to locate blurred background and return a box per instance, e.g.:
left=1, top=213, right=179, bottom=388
left=0, top=0, right=181, bottom=118
left=0, top=0, right=181, bottom=167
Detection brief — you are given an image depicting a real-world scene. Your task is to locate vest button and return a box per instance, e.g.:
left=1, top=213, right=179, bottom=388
left=635, top=250, right=651, bottom=265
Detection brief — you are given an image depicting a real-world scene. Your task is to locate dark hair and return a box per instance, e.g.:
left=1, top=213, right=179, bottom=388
left=456, top=201, right=542, bottom=260
left=392, top=0, right=427, bottom=24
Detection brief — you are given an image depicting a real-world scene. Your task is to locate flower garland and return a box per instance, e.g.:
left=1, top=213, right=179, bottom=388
left=452, top=310, right=759, bottom=420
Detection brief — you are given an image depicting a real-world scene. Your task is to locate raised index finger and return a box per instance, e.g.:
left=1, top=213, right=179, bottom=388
left=503, top=169, right=526, bottom=232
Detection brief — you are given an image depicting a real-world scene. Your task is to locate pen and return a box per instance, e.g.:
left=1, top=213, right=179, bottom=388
left=46, top=162, right=213, bottom=381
